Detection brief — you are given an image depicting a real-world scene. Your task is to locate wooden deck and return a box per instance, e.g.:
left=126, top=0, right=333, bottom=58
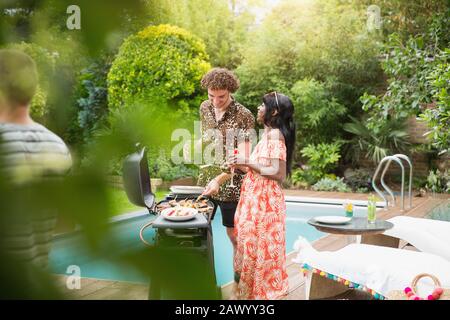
left=54, top=190, right=449, bottom=300
left=52, top=276, right=149, bottom=300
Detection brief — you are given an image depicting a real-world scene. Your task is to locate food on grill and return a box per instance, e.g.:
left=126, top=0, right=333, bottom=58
left=156, top=198, right=213, bottom=213
left=165, top=206, right=195, bottom=217
left=156, top=202, right=172, bottom=210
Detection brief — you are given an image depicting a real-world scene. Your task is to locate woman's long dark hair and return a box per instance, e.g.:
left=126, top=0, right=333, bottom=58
left=262, top=92, right=296, bottom=176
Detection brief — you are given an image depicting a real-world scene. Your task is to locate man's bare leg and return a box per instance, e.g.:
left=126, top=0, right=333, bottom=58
left=227, top=226, right=239, bottom=299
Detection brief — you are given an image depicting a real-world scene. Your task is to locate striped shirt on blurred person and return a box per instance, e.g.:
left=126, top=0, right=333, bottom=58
left=0, top=122, right=72, bottom=269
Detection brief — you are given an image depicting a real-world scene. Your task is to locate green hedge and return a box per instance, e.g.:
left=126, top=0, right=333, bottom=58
left=107, top=24, right=211, bottom=111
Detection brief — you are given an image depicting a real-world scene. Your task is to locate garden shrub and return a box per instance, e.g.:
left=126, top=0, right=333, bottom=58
left=70, top=55, right=112, bottom=148
left=344, top=168, right=373, bottom=192
left=105, top=146, right=198, bottom=181
left=356, top=187, right=369, bottom=194
left=86, top=94, right=197, bottom=181
left=343, top=115, right=410, bottom=164
left=107, top=24, right=211, bottom=113
left=151, top=149, right=198, bottom=181
left=312, top=177, right=351, bottom=192
left=323, top=173, right=337, bottom=180
left=290, top=168, right=316, bottom=189
left=426, top=169, right=450, bottom=194
left=300, top=142, right=342, bottom=182
left=412, top=176, right=429, bottom=190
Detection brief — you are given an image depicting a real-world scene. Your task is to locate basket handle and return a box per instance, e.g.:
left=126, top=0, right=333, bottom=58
left=411, top=273, right=441, bottom=295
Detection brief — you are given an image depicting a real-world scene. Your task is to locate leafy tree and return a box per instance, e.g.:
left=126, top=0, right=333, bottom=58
left=290, top=79, right=347, bottom=150
left=360, top=13, right=449, bottom=154
left=235, top=0, right=383, bottom=114
left=419, top=49, right=450, bottom=155
left=141, top=0, right=255, bottom=69
left=0, top=0, right=146, bottom=55
left=357, top=0, right=449, bottom=39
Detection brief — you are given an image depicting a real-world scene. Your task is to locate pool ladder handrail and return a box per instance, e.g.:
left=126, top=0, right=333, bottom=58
left=372, top=154, right=413, bottom=211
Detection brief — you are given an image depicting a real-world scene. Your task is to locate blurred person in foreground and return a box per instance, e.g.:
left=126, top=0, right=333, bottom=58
left=0, top=49, right=72, bottom=298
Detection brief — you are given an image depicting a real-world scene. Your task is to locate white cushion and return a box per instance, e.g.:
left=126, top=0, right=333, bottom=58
left=384, top=216, right=450, bottom=261
left=293, top=239, right=450, bottom=297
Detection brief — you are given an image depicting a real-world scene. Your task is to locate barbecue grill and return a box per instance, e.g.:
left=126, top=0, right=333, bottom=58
left=122, top=146, right=221, bottom=299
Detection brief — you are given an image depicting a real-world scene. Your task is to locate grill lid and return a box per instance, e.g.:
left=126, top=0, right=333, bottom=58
left=122, top=146, right=156, bottom=211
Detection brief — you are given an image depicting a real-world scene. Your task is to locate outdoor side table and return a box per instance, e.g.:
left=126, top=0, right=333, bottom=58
left=307, top=217, right=394, bottom=244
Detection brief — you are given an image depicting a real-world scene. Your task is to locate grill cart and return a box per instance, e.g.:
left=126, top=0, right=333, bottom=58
left=122, top=146, right=221, bottom=299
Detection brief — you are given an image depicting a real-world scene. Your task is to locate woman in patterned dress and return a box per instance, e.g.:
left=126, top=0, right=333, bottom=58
left=228, top=92, right=296, bottom=300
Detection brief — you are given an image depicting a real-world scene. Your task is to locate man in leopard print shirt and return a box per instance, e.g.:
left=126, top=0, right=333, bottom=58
left=198, top=68, right=254, bottom=260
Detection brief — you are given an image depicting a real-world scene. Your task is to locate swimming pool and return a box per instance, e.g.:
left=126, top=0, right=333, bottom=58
left=50, top=200, right=374, bottom=286
left=427, top=200, right=450, bottom=222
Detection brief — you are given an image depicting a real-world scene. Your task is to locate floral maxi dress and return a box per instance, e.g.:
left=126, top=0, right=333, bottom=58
left=233, top=132, right=289, bottom=300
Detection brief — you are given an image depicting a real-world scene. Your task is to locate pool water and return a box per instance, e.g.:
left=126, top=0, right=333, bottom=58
left=50, top=202, right=371, bottom=286
left=427, top=200, right=450, bottom=222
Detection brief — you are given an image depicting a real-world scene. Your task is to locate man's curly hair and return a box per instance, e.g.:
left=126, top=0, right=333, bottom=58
left=200, top=68, right=240, bottom=93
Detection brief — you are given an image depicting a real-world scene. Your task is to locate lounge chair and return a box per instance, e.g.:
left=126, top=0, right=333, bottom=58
left=292, top=237, right=450, bottom=300
left=360, top=216, right=450, bottom=261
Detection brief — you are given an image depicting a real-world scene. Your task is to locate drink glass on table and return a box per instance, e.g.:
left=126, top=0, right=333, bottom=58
left=367, top=195, right=377, bottom=224
left=343, top=200, right=353, bottom=218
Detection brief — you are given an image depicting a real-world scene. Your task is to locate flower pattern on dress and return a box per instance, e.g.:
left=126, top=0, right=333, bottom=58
left=233, top=130, right=289, bottom=300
